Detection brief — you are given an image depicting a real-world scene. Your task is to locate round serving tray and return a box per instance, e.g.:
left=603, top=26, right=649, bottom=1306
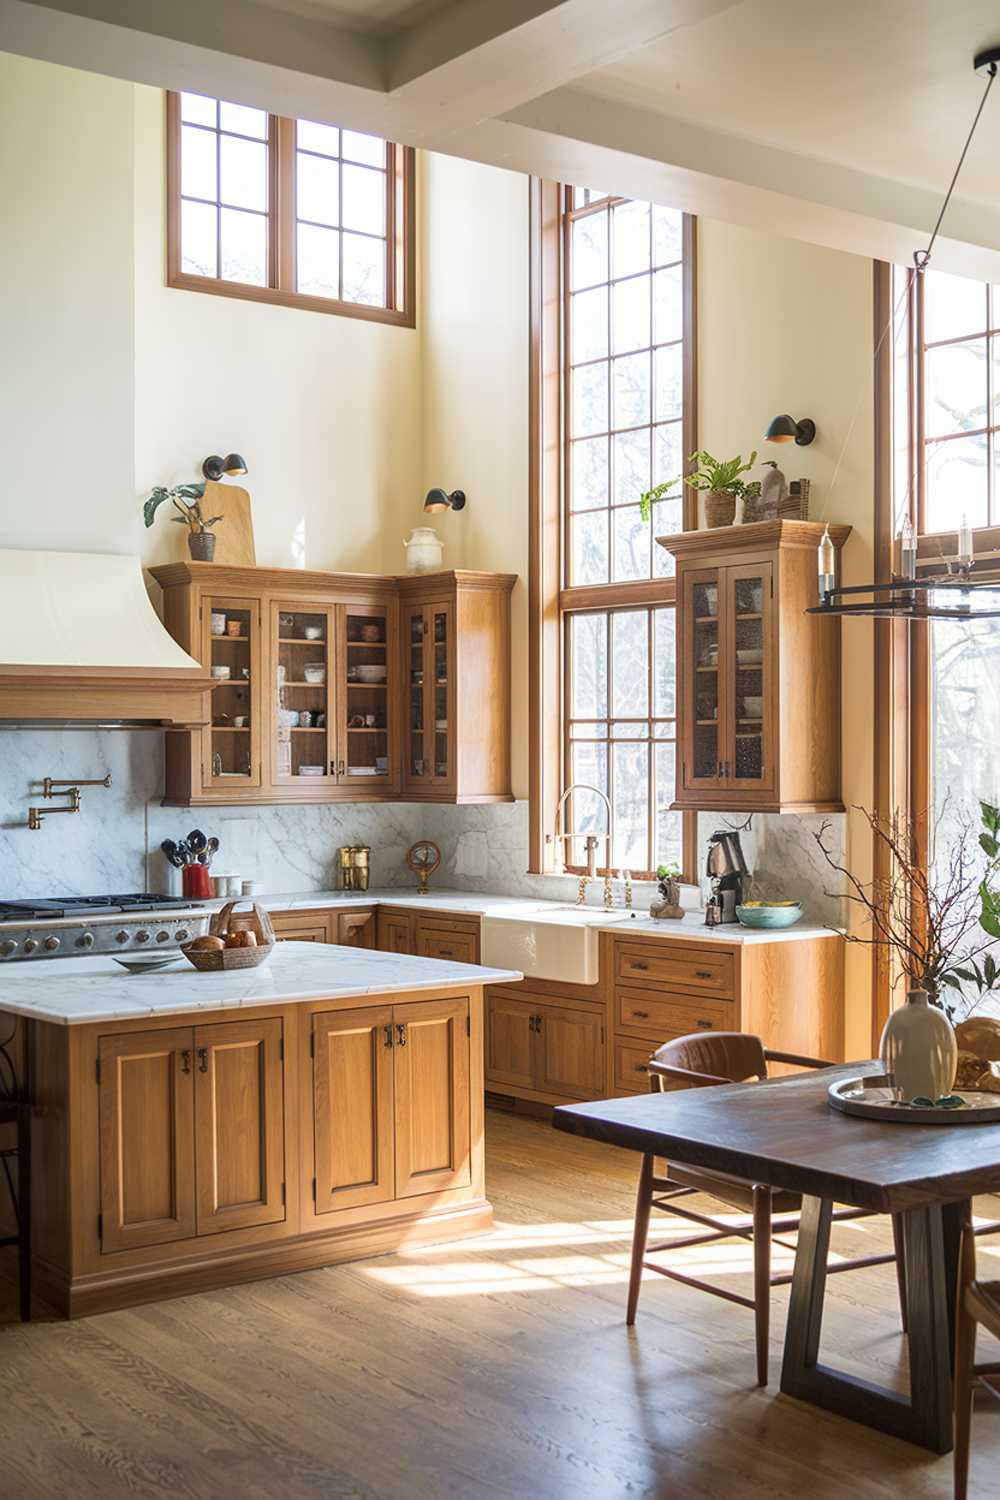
left=829, top=1074, right=1000, bottom=1125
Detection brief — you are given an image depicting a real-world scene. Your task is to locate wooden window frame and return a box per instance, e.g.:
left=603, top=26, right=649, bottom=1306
left=166, top=93, right=415, bottom=328
left=529, top=179, right=698, bottom=882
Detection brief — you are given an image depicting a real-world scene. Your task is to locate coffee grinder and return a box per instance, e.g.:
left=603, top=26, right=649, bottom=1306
left=705, top=829, right=750, bottom=925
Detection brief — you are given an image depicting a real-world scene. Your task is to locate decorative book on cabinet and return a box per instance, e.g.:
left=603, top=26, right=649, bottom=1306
left=150, top=563, right=515, bottom=806
left=658, top=521, right=851, bottom=814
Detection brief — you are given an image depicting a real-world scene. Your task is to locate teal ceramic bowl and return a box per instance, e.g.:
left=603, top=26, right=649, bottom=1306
left=736, top=902, right=803, bottom=930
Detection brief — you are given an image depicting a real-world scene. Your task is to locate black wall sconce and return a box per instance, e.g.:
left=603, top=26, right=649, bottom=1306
left=764, top=414, right=815, bottom=446
left=424, top=488, right=467, bottom=513
left=202, top=453, right=249, bottom=481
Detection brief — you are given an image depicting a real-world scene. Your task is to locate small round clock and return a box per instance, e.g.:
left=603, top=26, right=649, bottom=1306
left=406, top=839, right=441, bottom=895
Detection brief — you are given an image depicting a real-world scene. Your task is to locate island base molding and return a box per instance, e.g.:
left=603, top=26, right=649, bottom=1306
left=31, top=1199, right=493, bottom=1320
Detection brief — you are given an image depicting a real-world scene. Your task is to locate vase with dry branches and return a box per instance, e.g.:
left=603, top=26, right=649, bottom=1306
left=813, top=801, right=1000, bottom=1101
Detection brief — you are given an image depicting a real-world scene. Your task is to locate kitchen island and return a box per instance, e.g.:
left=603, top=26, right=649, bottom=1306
left=1, top=942, right=520, bottom=1317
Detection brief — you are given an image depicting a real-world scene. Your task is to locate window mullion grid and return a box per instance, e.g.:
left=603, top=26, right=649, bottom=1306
left=605, top=612, right=614, bottom=877
left=605, top=203, right=613, bottom=588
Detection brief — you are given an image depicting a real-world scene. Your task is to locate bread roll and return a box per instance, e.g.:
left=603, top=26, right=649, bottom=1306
left=189, top=934, right=225, bottom=951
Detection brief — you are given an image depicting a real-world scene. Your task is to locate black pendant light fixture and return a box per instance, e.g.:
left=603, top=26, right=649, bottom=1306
left=424, top=487, right=467, bottom=513
left=809, top=46, right=1000, bottom=622
left=764, top=413, right=815, bottom=446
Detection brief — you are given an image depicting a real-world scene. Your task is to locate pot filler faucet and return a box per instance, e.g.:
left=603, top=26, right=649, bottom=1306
left=548, top=782, right=618, bottom=907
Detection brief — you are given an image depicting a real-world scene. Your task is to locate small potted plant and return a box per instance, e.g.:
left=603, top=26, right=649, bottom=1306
left=143, top=483, right=224, bottom=561
left=650, top=863, right=684, bottom=920
left=641, top=450, right=761, bottom=529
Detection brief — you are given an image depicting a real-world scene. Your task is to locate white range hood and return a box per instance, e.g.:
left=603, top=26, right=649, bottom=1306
left=0, top=549, right=212, bottom=726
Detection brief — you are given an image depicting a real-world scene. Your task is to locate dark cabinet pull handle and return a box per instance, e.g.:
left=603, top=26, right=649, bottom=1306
left=396, top=1023, right=407, bottom=1047
left=695, top=970, right=712, bottom=980
left=180, top=1049, right=192, bottom=1074
left=697, top=1019, right=713, bottom=1030
left=383, top=1024, right=393, bottom=1048
left=330, top=760, right=336, bottom=775
left=634, top=1063, right=648, bottom=1073
left=197, top=1047, right=208, bottom=1073
left=535, top=1014, right=543, bottom=1033
left=632, top=961, right=649, bottom=971
left=633, top=1009, right=649, bottom=1019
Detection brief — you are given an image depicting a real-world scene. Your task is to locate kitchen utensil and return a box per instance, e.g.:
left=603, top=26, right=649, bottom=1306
left=160, top=839, right=184, bottom=868
left=736, top=901, right=803, bottom=929
left=187, top=829, right=207, bottom=856
left=234, top=715, right=248, bottom=727
left=742, top=696, right=763, bottom=718
left=241, top=880, right=258, bottom=897
left=210, top=613, right=226, bottom=635
left=211, top=665, right=231, bottom=680
left=303, top=663, right=326, bottom=684
left=211, top=875, right=230, bottom=898
left=349, top=714, right=365, bottom=728
left=226, top=875, right=242, bottom=897
left=705, top=829, right=750, bottom=924
left=304, top=625, right=322, bottom=640
left=180, top=901, right=275, bottom=971
left=182, top=863, right=212, bottom=900
left=205, top=836, right=219, bottom=865
left=113, top=954, right=183, bottom=974
left=279, top=613, right=294, bottom=632
left=360, top=624, right=382, bottom=642
left=364, top=714, right=377, bottom=727
left=356, top=665, right=387, bottom=683
left=226, top=618, right=242, bottom=637
left=240, top=666, right=250, bottom=679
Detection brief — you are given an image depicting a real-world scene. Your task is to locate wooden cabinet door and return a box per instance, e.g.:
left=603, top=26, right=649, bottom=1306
left=194, top=1018, right=286, bottom=1236
left=679, top=566, right=727, bottom=796
left=313, top=1006, right=395, bottom=1214
left=484, top=991, right=535, bottom=1091
left=270, top=911, right=332, bottom=943
left=533, top=1004, right=605, bottom=1101
left=336, top=601, right=397, bottom=790
left=393, top=997, right=471, bottom=1198
left=337, top=910, right=375, bottom=948
left=201, top=595, right=263, bottom=792
left=269, top=600, right=338, bottom=790
left=721, top=560, right=775, bottom=792
left=98, top=1028, right=196, bottom=1252
left=414, top=923, right=478, bottom=965
left=377, top=912, right=413, bottom=954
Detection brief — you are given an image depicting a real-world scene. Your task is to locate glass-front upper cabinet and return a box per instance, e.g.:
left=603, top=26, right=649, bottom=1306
left=404, top=601, right=454, bottom=791
left=203, top=596, right=262, bottom=790
left=339, top=603, right=393, bottom=789
left=725, top=563, right=773, bottom=790
left=682, top=569, right=724, bottom=792
left=270, top=602, right=337, bottom=788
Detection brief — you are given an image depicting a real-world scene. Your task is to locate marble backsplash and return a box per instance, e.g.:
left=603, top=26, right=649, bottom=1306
left=0, top=729, right=846, bottom=924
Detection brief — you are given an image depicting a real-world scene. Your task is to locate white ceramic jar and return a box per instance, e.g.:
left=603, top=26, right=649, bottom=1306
left=880, top=989, right=958, bottom=1101
left=403, top=527, right=444, bottom=573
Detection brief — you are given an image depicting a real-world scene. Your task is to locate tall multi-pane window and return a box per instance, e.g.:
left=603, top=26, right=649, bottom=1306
left=167, top=92, right=414, bottom=326
left=560, top=187, right=695, bottom=879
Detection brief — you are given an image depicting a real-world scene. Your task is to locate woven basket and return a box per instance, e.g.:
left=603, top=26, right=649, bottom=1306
left=704, top=490, right=737, bottom=528
left=180, top=900, right=276, bottom=972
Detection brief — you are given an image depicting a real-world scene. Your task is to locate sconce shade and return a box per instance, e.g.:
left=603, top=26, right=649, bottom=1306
left=202, top=453, right=249, bottom=481
left=764, top=414, right=815, bottom=446
left=424, top=488, right=467, bottom=512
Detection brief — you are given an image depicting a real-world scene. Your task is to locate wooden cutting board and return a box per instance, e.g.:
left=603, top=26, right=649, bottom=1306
left=201, top=480, right=256, bottom=566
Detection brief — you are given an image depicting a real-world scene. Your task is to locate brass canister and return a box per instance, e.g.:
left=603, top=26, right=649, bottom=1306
left=351, top=846, right=371, bottom=892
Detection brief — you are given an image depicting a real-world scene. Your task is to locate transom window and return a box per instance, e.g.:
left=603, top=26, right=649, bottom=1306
left=167, top=92, right=414, bottom=326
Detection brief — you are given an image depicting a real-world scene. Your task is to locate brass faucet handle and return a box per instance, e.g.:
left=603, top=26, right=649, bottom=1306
left=43, top=774, right=111, bottom=798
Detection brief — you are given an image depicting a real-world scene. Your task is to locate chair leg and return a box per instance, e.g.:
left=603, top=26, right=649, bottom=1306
left=17, top=1102, right=30, bottom=1323
left=626, top=1153, right=654, bottom=1327
left=891, top=1213, right=907, bottom=1333
left=953, top=1294, right=976, bottom=1500
left=752, top=1185, right=771, bottom=1387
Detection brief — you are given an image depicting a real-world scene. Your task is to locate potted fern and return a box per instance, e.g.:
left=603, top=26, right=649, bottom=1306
left=142, top=483, right=224, bottom=561
left=641, top=449, right=761, bottom=529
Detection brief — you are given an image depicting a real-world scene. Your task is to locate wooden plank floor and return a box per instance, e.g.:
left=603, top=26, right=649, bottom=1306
left=2, top=1109, right=1000, bottom=1499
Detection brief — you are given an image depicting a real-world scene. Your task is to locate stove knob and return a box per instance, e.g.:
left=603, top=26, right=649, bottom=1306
left=22, top=938, right=38, bottom=954
left=76, top=932, right=95, bottom=950
left=0, top=940, right=17, bottom=957
left=43, top=935, right=61, bottom=952
left=175, top=928, right=190, bottom=943
left=134, top=929, right=151, bottom=944
left=115, top=930, right=129, bottom=944
left=155, top=930, right=171, bottom=943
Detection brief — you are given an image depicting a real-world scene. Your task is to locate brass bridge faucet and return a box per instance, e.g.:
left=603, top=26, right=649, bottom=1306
left=28, top=774, right=112, bottom=830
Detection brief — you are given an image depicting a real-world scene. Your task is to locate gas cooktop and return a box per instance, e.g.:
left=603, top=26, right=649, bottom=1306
left=0, top=894, right=195, bottom=921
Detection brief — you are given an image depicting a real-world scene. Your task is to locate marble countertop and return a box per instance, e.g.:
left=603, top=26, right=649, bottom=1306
left=0, top=941, right=522, bottom=1026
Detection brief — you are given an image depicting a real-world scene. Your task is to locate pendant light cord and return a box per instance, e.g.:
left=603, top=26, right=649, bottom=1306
left=825, top=60, right=998, bottom=512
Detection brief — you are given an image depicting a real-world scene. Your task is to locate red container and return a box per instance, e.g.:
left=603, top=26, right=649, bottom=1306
left=182, top=863, right=212, bottom=900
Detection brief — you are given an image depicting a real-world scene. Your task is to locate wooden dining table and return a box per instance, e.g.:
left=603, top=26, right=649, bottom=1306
left=553, top=1063, right=1000, bottom=1454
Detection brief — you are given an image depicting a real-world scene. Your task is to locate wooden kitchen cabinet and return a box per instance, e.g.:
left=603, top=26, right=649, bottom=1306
left=484, top=991, right=606, bottom=1102
left=98, top=1017, right=285, bottom=1252
left=661, top=521, right=851, bottom=813
left=376, top=909, right=481, bottom=963
left=311, top=995, right=471, bottom=1212
left=270, top=911, right=332, bottom=943
left=152, top=563, right=514, bottom=807
left=336, top=910, right=375, bottom=948
left=377, top=910, right=414, bottom=954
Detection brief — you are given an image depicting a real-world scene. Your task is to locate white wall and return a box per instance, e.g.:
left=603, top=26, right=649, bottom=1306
left=132, top=85, right=422, bottom=574
left=0, top=52, right=135, bottom=552
left=420, top=152, right=530, bottom=796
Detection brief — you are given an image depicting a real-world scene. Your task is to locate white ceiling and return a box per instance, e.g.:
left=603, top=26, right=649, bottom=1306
left=3, top=0, right=1000, bottom=274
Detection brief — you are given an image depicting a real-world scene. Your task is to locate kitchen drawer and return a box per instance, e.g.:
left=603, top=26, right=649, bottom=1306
left=616, top=988, right=733, bottom=1038
left=615, top=942, right=734, bottom=998
left=614, top=1040, right=660, bottom=1093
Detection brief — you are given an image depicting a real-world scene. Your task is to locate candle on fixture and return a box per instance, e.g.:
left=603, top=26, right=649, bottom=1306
left=900, top=516, right=917, bottom=581
left=817, top=524, right=835, bottom=601
left=958, top=513, right=974, bottom=569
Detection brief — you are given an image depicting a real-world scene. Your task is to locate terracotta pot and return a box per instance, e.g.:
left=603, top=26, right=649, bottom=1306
left=189, top=530, right=216, bottom=562
left=704, top=491, right=737, bottom=528
left=879, top=988, right=958, bottom=1101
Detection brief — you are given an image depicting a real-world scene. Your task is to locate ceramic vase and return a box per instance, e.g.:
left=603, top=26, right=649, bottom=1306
left=879, top=989, right=958, bottom=1102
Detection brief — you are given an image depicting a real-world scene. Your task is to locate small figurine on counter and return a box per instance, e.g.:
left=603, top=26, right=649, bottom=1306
left=650, top=863, right=684, bottom=921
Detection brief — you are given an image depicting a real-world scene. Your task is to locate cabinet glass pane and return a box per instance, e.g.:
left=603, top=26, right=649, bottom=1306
left=691, top=579, right=719, bottom=781
left=408, top=609, right=426, bottom=778
left=209, top=603, right=253, bottom=781
left=344, top=609, right=389, bottom=779
left=732, top=574, right=765, bottom=782
left=274, top=610, right=330, bottom=779
left=432, top=610, right=449, bottom=779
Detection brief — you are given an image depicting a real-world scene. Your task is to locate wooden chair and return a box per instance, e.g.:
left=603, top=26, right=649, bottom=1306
left=0, top=1024, right=30, bottom=1321
left=953, top=1209, right=1000, bottom=1498
left=626, top=1031, right=904, bottom=1385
